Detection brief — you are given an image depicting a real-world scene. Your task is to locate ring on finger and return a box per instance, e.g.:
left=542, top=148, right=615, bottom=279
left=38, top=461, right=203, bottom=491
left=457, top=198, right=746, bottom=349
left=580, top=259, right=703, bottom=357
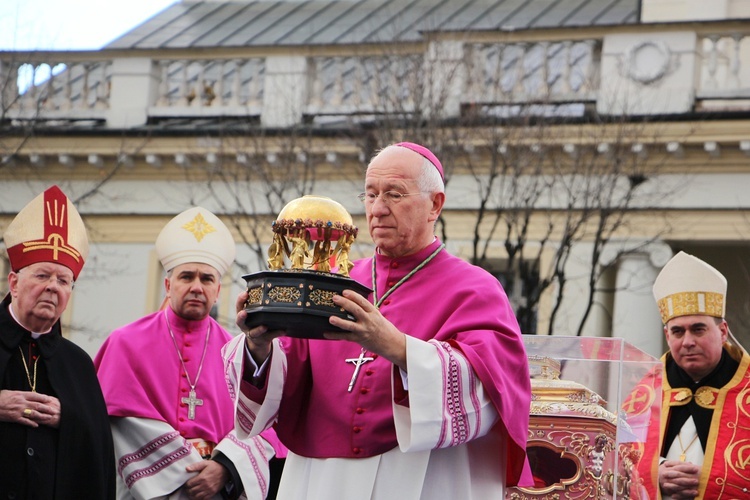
left=23, top=408, right=32, bottom=417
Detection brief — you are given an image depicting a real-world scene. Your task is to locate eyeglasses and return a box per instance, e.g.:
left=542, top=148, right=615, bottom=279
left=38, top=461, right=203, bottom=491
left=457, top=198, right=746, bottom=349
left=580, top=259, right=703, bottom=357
left=19, top=271, right=75, bottom=290
left=357, top=191, right=423, bottom=205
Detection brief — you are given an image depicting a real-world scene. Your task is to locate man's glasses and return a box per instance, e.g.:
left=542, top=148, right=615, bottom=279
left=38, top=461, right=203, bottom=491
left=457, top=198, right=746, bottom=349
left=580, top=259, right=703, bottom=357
left=357, top=191, right=422, bottom=205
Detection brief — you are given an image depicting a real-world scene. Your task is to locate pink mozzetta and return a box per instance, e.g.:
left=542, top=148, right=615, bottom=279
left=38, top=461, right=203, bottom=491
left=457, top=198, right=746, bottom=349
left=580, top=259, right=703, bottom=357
left=95, top=298, right=287, bottom=459
left=94, top=307, right=236, bottom=444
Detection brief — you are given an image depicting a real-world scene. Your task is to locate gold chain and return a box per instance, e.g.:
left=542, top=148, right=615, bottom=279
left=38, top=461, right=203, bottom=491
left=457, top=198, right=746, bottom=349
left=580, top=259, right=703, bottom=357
left=18, top=346, right=38, bottom=393
left=677, top=431, right=700, bottom=462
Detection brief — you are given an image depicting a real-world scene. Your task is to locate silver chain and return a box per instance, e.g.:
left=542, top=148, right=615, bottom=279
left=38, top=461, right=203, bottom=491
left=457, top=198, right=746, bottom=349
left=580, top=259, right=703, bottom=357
left=164, top=310, right=211, bottom=393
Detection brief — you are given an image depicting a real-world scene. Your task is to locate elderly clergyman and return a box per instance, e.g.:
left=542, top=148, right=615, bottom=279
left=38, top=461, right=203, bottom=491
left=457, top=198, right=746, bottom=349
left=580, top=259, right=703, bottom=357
left=0, top=185, right=115, bottom=498
left=223, top=142, right=532, bottom=499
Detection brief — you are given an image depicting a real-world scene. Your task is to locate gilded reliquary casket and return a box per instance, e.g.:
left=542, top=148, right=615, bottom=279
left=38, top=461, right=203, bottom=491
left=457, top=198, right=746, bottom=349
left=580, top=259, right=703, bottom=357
left=507, top=336, right=662, bottom=500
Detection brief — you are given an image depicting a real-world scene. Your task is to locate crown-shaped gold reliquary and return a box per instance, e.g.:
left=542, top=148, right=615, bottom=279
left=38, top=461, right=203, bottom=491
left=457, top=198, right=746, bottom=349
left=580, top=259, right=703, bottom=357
left=242, top=195, right=370, bottom=338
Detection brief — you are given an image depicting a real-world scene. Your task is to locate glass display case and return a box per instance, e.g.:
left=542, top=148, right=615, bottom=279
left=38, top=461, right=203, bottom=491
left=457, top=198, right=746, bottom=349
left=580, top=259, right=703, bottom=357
left=507, top=335, right=662, bottom=500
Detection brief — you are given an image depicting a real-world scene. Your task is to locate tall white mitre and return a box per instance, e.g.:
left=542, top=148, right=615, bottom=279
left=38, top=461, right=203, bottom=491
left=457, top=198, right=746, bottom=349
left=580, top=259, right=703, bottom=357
left=652, top=251, right=726, bottom=324
left=155, top=207, right=236, bottom=276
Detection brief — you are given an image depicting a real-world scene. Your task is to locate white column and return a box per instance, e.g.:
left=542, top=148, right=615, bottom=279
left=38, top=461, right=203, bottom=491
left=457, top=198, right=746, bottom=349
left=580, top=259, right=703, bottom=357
left=425, top=40, right=465, bottom=119
left=107, top=58, right=161, bottom=128
left=583, top=265, right=616, bottom=338
left=261, top=55, right=307, bottom=128
left=611, top=250, right=670, bottom=358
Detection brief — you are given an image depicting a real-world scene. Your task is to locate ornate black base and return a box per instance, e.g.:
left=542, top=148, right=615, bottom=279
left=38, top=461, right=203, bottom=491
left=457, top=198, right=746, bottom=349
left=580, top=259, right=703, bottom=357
left=242, top=269, right=371, bottom=339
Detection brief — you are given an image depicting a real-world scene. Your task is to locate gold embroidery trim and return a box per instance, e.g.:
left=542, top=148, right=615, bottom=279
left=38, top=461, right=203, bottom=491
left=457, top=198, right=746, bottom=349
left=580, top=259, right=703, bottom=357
left=22, top=233, right=82, bottom=262
left=657, top=291, right=724, bottom=324
left=182, top=213, right=216, bottom=242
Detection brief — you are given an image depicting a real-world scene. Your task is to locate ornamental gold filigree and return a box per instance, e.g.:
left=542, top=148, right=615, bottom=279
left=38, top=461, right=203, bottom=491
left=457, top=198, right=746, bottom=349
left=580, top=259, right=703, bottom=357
left=309, top=288, right=337, bottom=307
left=530, top=402, right=618, bottom=425
left=268, top=286, right=301, bottom=303
left=658, top=291, right=724, bottom=323
left=554, top=431, right=592, bottom=457
left=674, top=388, right=691, bottom=402
left=508, top=492, right=560, bottom=500
left=694, top=386, right=718, bottom=408
left=246, top=287, right=263, bottom=305
left=181, top=212, right=216, bottom=242
left=567, top=475, right=601, bottom=499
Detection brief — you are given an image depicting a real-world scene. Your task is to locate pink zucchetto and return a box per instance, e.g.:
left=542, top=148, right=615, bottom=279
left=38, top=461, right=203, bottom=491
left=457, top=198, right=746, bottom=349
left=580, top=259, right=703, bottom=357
left=394, top=142, right=444, bottom=181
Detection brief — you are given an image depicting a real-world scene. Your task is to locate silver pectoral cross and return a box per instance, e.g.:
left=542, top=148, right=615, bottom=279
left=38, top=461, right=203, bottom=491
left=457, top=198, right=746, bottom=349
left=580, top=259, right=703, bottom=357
left=346, top=351, right=374, bottom=392
left=182, top=389, right=203, bottom=420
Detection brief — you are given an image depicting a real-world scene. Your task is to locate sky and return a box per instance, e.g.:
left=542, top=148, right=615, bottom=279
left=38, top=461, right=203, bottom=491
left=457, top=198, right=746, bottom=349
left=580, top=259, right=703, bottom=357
left=0, top=0, right=178, bottom=50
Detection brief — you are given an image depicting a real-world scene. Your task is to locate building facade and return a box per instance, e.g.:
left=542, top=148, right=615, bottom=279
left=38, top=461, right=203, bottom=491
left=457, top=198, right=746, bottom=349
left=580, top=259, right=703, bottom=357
left=1, top=0, right=749, bottom=357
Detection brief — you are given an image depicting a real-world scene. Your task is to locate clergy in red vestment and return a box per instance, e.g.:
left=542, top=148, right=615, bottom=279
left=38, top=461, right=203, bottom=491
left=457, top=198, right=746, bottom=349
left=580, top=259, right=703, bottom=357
left=223, top=143, right=532, bottom=499
left=647, top=251, right=750, bottom=499
left=95, top=207, right=284, bottom=500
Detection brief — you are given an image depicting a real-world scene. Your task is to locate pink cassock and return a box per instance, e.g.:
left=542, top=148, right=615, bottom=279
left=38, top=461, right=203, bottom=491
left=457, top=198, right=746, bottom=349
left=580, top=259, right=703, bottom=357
left=95, top=306, right=283, bottom=456
left=244, top=238, right=531, bottom=485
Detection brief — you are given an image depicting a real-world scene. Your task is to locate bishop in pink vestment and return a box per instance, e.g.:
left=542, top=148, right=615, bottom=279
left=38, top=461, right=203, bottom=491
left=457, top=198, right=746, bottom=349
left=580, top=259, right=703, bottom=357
left=225, top=143, right=531, bottom=499
left=96, top=207, right=283, bottom=499
left=96, top=307, right=282, bottom=499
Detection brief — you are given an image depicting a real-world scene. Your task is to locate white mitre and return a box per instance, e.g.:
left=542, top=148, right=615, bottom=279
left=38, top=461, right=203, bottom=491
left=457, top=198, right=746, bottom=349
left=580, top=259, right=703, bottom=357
left=652, top=251, right=726, bottom=324
left=155, top=207, right=236, bottom=276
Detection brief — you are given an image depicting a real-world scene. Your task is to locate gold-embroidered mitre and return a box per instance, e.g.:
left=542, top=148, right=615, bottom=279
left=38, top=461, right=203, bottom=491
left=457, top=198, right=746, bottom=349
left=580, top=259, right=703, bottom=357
left=3, top=185, right=89, bottom=279
left=155, top=207, right=236, bottom=276
left=652, top=251, right=726, bottom=324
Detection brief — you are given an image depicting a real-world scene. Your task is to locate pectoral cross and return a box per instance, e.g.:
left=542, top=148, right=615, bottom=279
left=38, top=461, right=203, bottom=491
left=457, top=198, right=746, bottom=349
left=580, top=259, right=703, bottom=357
left=346, top=350, right=374, bottom=392
left=182, top=389, right=203, bottom=420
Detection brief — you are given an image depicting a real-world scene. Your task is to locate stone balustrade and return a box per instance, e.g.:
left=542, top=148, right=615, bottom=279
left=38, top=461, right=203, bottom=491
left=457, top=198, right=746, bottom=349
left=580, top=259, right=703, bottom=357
left=463, top=40, right=600, bottom=104
left=0, top=58, right=111, bottom=119
left=152, top=58, right=265, bottom=111
left=1, top=28, right=748, bottom=127
left=305, top=55, right=423, bottom=114
left=698, top=33, right=750, bottom=98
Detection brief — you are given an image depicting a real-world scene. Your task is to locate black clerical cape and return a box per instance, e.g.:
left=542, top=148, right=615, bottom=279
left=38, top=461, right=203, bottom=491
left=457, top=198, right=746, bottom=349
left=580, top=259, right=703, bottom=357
left=0, top=295, right=115, bottom=499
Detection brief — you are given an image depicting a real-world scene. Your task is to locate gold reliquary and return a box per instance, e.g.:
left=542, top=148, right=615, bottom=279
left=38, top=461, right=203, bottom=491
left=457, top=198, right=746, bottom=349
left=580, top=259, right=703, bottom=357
left=242, top=195, right=370, bottom=338
left=508, top=336, right=662, bottom=500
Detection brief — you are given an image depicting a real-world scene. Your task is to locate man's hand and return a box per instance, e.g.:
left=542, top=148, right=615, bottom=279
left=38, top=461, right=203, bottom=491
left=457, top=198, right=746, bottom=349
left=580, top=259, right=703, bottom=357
left=0, top=389, right=61, bottom=428
left=659, top=459, right=700, bottom=499
left=236, top=290, right=285, bottom=365
left=184, top=460, right=229, bottom=500
left=328, top=289, right=408, bottom=370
